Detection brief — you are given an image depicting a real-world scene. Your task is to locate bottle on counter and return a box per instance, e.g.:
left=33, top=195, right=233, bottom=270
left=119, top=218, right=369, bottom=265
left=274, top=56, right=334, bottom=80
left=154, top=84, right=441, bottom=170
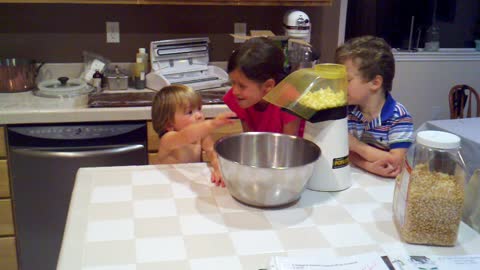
left=134, top=57, right=146, bottom=89
left=424, top=0, right=440, bottom=51
left=137, top=48, right=149, bottom=74
left=92, top=70, right=103, bottom=92
left=424, top=23, right=440, bottom=51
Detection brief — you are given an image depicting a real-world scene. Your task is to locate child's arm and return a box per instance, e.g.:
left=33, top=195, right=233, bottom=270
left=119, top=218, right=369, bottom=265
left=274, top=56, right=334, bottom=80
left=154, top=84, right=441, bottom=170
left=349, top=134, right=405, bottom=166
left=349, top=135, right=407, bottom=177
left=350, top=151, right=403, bottom=178
left=158, top=112, right=236, bottom=152
left=283, top=118, right=302, bottom=136
left=201, top=135, right=225, bottom=187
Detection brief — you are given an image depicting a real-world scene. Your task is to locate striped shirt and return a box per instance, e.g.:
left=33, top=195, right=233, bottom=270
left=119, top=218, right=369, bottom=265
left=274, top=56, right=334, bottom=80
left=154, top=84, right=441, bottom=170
left=348, top=93, right=414, bottom=150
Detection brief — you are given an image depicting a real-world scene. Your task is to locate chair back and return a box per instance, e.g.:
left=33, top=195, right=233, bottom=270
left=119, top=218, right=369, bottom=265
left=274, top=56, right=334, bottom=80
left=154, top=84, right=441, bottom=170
left=449, top=84, right=480, bottom=119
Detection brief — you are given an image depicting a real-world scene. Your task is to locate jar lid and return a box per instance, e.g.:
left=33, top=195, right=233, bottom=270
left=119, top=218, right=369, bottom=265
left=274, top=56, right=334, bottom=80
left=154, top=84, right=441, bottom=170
left=36, top=77, right=92, bottom=98
left=416, top=130, right=461, bottom=149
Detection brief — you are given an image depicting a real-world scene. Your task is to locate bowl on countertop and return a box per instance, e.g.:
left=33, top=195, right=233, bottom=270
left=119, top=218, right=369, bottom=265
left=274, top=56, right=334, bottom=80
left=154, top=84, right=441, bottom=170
left=214, top=132, right=321, bottom=207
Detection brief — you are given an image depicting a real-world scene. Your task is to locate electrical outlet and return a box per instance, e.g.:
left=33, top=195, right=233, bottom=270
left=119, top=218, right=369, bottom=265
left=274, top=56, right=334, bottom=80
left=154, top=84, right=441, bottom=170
left=106, top=22, right=120, bottom=43
left=234, top=22, right=247, bottom=43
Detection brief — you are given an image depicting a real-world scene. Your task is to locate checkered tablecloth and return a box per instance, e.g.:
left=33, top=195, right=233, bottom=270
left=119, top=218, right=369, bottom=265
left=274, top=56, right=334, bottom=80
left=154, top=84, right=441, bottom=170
left=57, top=163, right=480, bottom=270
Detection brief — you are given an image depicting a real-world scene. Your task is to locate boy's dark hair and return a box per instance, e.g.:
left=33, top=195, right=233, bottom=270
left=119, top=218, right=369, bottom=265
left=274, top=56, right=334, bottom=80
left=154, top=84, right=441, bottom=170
left=227, top=37, right=286, bottom=84
left=335, top=35, right=395, bottom=92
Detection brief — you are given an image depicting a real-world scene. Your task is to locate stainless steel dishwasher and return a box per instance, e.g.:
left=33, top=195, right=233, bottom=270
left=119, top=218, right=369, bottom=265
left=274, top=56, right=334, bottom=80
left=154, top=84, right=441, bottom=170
left=7, top=121, right=148, bottom=270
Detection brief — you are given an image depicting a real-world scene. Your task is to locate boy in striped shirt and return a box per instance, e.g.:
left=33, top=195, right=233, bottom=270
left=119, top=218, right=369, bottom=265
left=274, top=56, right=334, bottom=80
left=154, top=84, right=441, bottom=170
left=335, top=36, right=414, bottom=178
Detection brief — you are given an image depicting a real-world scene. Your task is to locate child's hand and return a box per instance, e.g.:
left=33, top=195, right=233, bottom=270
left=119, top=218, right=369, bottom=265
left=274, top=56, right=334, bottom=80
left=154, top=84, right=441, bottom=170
left=350, top=151, right=402, bottom=178
left=210, top=167, right=226, bottom=187
left=211, top=112, right=237, bottom=128
left=371, top=159, right=401, bottom=178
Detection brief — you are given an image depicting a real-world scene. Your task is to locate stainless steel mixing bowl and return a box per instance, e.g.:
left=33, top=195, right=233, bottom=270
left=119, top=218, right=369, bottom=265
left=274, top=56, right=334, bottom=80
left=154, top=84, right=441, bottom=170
left=214, top=132, right=321, bottom=207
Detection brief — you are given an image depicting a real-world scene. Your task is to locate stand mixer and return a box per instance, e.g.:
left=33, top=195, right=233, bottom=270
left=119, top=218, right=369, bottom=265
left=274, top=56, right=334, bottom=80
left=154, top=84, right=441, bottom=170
left=264, top=64, right=351, bottom=191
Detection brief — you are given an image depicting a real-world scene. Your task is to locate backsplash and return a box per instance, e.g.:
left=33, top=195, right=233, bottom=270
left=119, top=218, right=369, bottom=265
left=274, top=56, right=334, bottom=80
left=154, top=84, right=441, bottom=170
left=0, top=3, right=341, bottom=63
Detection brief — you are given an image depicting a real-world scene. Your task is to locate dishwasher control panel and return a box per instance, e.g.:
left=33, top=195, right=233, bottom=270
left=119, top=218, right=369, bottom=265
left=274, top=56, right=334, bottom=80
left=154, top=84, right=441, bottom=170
left=8, top=123, right=145, bottom=140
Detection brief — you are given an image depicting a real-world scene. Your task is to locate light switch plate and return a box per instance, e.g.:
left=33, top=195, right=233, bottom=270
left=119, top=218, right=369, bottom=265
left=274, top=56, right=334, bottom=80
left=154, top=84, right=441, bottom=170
left=106, top=22, right=120, bottom=43
left=234, top=22, right=247, bottom=43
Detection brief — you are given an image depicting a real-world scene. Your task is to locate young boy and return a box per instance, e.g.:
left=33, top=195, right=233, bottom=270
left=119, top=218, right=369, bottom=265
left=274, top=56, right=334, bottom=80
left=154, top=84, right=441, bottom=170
left=335, top=36, right=414, bottom=178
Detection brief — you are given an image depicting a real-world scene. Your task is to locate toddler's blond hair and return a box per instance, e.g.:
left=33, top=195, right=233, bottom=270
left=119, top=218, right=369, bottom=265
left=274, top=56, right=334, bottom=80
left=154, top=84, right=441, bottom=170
left=151, top=85, right=201, bottom=136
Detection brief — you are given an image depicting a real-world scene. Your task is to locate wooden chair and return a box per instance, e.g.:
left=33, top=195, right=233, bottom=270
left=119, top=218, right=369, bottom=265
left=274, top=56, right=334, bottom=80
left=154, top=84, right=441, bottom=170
left=449, top=84, right=480, bottom=119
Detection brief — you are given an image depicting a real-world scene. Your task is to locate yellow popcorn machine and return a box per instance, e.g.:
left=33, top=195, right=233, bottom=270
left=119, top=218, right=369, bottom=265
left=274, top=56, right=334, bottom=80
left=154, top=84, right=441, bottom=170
left=264, top=64, right=351, bottom=191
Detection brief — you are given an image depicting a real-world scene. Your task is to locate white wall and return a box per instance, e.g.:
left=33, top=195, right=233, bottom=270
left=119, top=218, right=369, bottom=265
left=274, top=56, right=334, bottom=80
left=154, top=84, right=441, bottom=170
left=392, top=49, right=480, bottom=129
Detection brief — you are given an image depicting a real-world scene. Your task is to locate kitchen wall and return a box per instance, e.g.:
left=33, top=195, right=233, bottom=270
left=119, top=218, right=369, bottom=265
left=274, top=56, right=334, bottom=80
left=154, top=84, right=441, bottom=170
left=0, top=2, right=342, bottom=63
left=392, top=51, right=480, bottom=128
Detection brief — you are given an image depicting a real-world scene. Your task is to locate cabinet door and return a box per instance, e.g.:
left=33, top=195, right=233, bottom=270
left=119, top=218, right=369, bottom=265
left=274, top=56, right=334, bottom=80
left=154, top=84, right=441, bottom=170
left=0, top=127, right=5, bottom=158
left=0, top=199, right=14, bottom=236
left=142, top=0, right=232, bottom=4
left=237, top=0, right=332, bottom=6
left=0, top=160, right=9, bottom=198
left=0, top=0, right=331, bottom=4
left=203, top=119, right=242, bottom=162
left=0, top=237, right=18, bottom=270
left=140, top=0, right=331, bottom=5
left=210, top=119, right=242, bottom=143
left=147, top=122, right=159, bottom=153
left=0, top=0, right=138, bottom=3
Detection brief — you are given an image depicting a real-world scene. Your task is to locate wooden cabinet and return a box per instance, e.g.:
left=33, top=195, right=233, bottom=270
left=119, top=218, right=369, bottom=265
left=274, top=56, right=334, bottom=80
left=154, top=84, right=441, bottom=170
left=0, top=126, right=11, bottom=198
left=0, top=160, right=10, bottom=198
left=208, top=119, right=243, bottom=142
left=0, top=127, right=10, bottom=197
left=0, top=0, right=331, bottom=5
left=0, top=200, right=14, bottom=236
left=141, top=0, right=331, bottom=6
left=147, top=119, right=242, bottom=164
left=147, top=122, right=160, bottom=164
left=0, top=237, right=18, bottom=270
left=0, top=127, right=17, bottom=270
left=0, top=127, right=5, bottom=159
left=0, top=0, right=138, bottom=3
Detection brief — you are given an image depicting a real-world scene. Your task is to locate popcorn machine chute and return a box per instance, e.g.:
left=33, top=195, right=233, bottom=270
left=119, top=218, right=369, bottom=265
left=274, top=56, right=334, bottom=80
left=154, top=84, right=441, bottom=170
left=263, top=64, right=351, bottom=191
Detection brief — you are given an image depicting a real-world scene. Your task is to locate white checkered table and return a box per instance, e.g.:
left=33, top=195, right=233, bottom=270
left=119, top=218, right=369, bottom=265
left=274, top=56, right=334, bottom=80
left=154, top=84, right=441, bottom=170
left=57, top=163, right=480, bottom=270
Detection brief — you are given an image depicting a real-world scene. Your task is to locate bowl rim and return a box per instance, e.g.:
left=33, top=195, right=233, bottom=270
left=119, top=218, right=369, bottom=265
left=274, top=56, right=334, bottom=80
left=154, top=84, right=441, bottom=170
left=214, top=131, right=321, bottom=169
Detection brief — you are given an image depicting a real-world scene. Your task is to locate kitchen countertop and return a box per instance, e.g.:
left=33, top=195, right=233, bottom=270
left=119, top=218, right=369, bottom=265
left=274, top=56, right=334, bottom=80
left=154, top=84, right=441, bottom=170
left=0, top=89, right=230, bottom=125
left=57, top=163, right=480, bottom=270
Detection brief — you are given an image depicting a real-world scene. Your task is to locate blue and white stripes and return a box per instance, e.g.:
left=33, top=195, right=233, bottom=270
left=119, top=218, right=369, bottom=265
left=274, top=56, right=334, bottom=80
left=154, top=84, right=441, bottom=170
left=348, top=93, right=414, bottom=150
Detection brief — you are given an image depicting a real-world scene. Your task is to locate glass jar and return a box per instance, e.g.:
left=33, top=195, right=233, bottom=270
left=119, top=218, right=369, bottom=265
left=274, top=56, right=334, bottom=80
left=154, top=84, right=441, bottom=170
left=424, top=23, right=440, bottom=51
left=393, top=130, right=466, bottom=246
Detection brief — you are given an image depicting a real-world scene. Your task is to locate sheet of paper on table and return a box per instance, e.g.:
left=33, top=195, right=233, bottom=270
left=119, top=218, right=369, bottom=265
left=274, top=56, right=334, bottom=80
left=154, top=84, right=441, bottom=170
left=387, top=254, right=480, bottom=270
left=268, top=252, right=389, bottom=270
left=268, top=253, right=480, bottom=270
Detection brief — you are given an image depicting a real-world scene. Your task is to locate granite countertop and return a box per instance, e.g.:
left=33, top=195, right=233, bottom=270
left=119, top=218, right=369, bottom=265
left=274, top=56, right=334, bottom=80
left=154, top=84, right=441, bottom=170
left=57, top=163, right=480, bottom=270
left=0, top=89, right=230, bottom=125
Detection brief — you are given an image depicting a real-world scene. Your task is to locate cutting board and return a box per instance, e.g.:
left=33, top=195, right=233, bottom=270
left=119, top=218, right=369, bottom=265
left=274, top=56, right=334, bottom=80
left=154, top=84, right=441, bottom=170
left=88, top=90, right=226, bottom=108
left=88, top=92, right=156, bottom=107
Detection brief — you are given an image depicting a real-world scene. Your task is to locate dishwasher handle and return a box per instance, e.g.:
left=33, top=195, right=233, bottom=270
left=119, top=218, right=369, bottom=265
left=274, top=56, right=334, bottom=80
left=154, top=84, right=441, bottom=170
left=11, top=144, right=146, bottom=159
